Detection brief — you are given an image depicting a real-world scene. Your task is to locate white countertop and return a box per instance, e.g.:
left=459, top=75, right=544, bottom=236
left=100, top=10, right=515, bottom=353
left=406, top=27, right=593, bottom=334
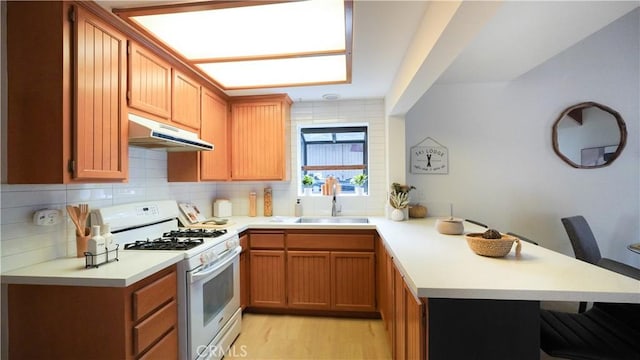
left=376, top=218, right=640, bottom=303
left=3, top=216, right=639, bottom=303
left=1, top=251, right=183, bottom=287
left=229, top=216, right=639, bottom=303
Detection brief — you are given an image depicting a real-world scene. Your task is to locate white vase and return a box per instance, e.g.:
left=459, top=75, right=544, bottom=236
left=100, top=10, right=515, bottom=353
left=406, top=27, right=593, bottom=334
left=303, top=187, right=312, bottom=196
left=391, top=208, right=404, bottom=221
left=355, top=186, right=364, bottom=195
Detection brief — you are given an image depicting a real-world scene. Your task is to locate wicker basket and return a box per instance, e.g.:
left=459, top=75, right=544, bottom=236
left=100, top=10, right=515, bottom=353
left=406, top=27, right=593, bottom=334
left=465, top=233, right=521, bottom=257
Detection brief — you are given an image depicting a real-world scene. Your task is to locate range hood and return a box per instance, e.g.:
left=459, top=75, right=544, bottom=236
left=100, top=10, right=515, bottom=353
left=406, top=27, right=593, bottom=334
left=128, top=113, right=213, bottom=152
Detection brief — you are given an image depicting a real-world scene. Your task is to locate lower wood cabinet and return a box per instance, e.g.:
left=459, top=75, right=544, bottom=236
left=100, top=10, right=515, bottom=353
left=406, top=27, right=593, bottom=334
left=287, top=251, right=331, bottom=309
left=331, top=252, right=376, bottom=311
left=7, top=265, right=178, bottom=359
left=246, top=229, right=376, bottom=314
left=249, top=250, right=286, bottom=308
left=378, top=237, right=425, bottom=360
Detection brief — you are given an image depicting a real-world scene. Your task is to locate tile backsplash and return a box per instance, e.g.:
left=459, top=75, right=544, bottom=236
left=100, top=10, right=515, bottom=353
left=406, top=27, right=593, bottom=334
left=1, top=99, right=387, bottom=272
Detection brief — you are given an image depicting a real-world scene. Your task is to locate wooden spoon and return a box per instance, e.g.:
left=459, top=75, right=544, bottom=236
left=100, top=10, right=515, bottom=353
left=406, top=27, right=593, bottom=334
left=66, top=205, right=83, bottom=236
left=78, top=204, right=89, bottom=234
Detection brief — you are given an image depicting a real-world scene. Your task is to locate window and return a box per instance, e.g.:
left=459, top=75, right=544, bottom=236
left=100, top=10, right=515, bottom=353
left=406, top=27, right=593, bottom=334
left=300, top=126, right=368, bottom=194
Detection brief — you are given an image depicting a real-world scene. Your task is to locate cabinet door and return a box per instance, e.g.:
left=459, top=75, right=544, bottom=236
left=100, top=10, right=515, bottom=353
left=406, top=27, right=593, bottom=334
left=405, top=283, right=425, bottom=360
left=377, top=240, right=395, bottom=346
left=128, top=41, right=171, bottom=119
left=200, top=89, right=230, bottom=180
left=172, top=70, right=201, bottom=130
left=239, top=234, right=249, bottom=310
left=287, top=251, right=331, bottom=309
left=249, top=250, right=286, bottom=307
left=394, top=267, right=406, bottom=360
left=331, top=252, right=376, bottom=311
left=230, top=96, right=291, bottom=180
left=74, top=6, right=128, bottom=180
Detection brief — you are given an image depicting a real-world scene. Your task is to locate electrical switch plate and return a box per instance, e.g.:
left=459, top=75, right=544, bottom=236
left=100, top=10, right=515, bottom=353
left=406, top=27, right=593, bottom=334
left=33, top=209, right=61, bottom=226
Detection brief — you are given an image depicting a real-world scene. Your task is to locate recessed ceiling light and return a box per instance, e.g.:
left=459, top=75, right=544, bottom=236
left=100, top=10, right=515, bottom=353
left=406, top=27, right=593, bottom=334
left=115, top=0, right=353, bottom=90
left=322, top=94, right=341, bottom=101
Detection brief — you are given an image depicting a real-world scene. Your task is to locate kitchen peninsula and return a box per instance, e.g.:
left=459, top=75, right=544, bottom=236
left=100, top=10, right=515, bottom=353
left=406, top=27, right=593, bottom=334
left=3, top=217, right=639, bottom=359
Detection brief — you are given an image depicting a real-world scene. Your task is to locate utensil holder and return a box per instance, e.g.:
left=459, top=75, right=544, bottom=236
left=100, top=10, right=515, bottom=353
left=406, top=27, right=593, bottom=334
left=76, top=228, right=90, bottom=258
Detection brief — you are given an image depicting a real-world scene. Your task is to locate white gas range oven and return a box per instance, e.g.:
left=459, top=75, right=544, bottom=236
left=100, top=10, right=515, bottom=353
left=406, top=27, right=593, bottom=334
left=91, top=200, right=242, bottom=360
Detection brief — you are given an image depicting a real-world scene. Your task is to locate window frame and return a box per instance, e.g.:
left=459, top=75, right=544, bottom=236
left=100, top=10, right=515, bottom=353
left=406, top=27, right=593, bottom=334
left=299, top=125, right=368, bottom=195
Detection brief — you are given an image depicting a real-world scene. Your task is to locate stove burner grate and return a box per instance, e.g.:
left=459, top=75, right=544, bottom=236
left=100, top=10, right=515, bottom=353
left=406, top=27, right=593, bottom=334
left=163, top=228, right=227, bottom=238
left=124, top=237, right=204, bottom=250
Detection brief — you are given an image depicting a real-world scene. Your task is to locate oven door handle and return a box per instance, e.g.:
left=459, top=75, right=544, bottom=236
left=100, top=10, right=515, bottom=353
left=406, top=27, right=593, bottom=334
left=189, top=246, right=241, bottom=284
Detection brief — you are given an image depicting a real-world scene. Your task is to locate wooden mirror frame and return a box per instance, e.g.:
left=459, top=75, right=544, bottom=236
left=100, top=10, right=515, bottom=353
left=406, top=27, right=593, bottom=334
left=552, top=101, right=627, bottom=169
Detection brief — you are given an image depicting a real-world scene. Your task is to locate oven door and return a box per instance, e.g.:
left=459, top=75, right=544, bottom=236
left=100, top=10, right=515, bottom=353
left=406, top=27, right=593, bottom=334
left=187, top=246, right=241, bottom=360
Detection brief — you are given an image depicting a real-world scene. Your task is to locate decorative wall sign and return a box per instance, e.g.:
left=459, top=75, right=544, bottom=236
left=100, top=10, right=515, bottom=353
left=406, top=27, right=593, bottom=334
left=410, top=136, right=449, bottom=174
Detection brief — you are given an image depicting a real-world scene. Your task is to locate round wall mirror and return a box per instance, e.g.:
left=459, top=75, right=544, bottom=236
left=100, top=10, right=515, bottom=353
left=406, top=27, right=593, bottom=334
left=552, top=102, right=627, bottom=169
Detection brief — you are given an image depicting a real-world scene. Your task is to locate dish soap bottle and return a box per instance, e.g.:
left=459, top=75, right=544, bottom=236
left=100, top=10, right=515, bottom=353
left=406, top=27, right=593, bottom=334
left=294, top=199, right=303, bottom=217
left=88, top=225, right=105, bottom=266
left=101, top=223, right=115, bottom=257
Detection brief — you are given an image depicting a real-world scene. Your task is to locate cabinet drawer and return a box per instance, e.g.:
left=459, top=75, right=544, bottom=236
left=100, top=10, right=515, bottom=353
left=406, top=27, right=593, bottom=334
left=287, top=232, right=375, bottom=251
left=250, top=231, right=285, bottom=249
left=134, top=299, right=177, bottom=355
left=133, top=270, right=176, bottom=321
left=139, top=327, right=178, bottom=360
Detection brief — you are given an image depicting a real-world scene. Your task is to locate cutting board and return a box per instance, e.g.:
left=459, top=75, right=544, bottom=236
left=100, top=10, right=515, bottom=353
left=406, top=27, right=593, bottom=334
left=178, top=203, right=206, bottom=224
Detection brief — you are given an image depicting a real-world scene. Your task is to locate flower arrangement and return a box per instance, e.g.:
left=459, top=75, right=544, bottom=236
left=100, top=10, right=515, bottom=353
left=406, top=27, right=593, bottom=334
left=302, top=174, right=314, bottom=187
left=389, top=182, right=415, bottom=209
left=350, top=174, right=368, bottom=187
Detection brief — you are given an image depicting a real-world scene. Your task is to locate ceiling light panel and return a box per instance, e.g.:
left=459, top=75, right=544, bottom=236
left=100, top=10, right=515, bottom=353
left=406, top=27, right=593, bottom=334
left=197, top=55, right=347, bottom=89
left=130, top=0, right=346, bottom=60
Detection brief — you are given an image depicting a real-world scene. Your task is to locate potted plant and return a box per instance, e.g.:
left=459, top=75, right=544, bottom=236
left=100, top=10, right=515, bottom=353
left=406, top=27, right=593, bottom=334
left=350, top=174, right=368, bottom=195
left=302, top=174, right=314, bottom=195
left=389, top=183, right=415, bottom=221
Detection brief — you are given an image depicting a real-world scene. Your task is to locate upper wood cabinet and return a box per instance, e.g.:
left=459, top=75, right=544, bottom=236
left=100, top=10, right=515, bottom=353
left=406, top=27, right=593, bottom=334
left=127, top=41, right=171, bottom=119
left=167, top=88, right=229, bottom=182
left=230, top=94, right=292, bottom=180
left=200, top=89, right=230, bottom=180
left=7, top=2, right=127, bottom=183
left=172, top=70, right=201, bottom=131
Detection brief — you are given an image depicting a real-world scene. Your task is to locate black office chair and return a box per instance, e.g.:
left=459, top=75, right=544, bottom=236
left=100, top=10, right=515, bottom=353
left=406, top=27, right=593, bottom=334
left=506, top=232, right=538, bottom=246
left=561, top=215, right=640, bottom=312
left=540, top=302, right=640, bottom=359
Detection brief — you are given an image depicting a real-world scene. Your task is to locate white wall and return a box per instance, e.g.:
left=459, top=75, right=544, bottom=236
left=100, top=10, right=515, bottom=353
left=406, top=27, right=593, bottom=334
left=405, top=9, right=640, bottom=267
left=0, top=99, right=387, bottom=272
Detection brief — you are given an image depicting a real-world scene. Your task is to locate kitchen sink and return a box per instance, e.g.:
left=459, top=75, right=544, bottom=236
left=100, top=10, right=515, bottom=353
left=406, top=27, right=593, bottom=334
left=296, top=217, right=369, bottom=224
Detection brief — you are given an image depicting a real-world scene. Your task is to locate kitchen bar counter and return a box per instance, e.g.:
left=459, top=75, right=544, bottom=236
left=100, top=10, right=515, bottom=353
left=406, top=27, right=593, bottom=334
left=1, top=251, right=183, bottom=287
left=228, top=216, right=640, bottom=304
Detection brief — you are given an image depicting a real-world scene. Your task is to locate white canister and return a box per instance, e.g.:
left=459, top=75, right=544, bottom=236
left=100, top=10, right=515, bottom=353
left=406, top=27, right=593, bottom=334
left=213, top=199, right=233, bottom=218
left=436, top=217, right=465, bottom=235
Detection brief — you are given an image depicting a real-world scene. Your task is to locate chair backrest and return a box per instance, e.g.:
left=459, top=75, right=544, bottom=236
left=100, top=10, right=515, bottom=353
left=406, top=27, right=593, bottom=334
left=561, top=216, right=602, bottom=264
left=506, top=232, right=538, bottom=246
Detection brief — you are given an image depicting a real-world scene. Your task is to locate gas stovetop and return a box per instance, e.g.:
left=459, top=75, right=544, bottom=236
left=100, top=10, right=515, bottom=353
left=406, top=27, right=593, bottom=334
left=123, top=228, right=228, bottom=251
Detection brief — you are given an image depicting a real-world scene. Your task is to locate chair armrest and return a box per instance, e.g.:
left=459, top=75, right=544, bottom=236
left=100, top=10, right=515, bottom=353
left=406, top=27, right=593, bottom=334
left=597, top=257, right=640, bottom=280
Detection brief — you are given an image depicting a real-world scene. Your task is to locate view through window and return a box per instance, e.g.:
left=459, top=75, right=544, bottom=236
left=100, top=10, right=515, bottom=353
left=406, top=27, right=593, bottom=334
left=300, top=126, right=368, bottom=194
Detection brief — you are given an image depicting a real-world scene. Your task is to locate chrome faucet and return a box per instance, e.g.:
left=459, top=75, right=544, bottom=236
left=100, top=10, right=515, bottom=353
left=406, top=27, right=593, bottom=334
left=331, top=184, right=341, bottom=216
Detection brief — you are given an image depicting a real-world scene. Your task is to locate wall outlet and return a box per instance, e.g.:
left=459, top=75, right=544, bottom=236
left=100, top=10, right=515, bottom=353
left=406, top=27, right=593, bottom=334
left=33, top=209, right=61, bottom=226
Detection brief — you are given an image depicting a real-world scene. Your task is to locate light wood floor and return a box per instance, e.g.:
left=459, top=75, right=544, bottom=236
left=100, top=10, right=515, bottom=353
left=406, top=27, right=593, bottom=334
left=225, top=313, right=392, bottom=359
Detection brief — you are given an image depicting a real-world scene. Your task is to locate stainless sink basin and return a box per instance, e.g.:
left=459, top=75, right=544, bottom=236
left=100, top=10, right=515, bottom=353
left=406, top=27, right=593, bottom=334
left=296, top=217, right=369, bottom=224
